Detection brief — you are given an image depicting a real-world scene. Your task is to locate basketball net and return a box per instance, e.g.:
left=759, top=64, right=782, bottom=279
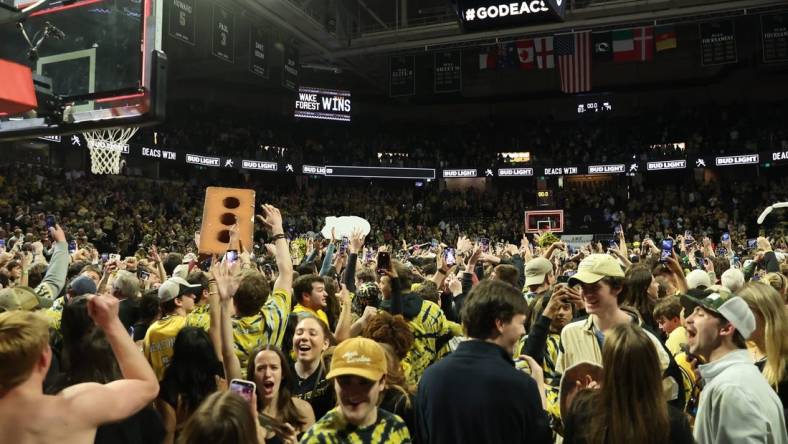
left=82, top=127, right=138, bottom=175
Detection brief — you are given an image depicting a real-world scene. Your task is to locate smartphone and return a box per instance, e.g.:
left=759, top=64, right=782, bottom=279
left=608, top=240, right=617, bottom=250
left=747, top=239, right=757, bottom=249
left=139, top=270, right=150, bottom=280
left=614, top=224, right=622, bottom=235
left=660, top=239, right=673, bottom=262
left=377, top=251, right=391, bottom=271
left=431, top=239, right=439, bottom=250
left=444, top=247, right=456, bottom=266
left=722, top=232, right=730, bottom=242
left=68, top=240, right=77, bottom=253
left=340, top=236, right=349, bottom=254
left=109, top=253, right=121, bottom=262
left=263, top=263, right=273, bottom=276
left=45, top=215, right=56, bottom=229
left=229, top=379, right=256, bottom=402
left=101, top=253, right=109, bottom=262
left=556, top=275, right=570, bottom=284
left=225, top=250, right=238, bottom=264
left=364, top=249, right=374, bottom=263
left=0, top=239, right=5, bottom=251
left=480, top=237, right=490, bottom=252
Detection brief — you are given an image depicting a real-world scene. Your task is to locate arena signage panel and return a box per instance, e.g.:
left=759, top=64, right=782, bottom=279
left=186, top=154, right=221, bottom=167
left=456, top=0, right=566, bottom=32
left=302, top=165, right=326, bottom=175
left=715, top=154, right=759, bottom=166
left=772, top=150, right=788, bottom=163
left=142, top=146, right=177, bottom=160
left=543, top=166, right=578, bottom=175
left=241, top=160, right=278, bottom=171
left=442, top=169, right=477, bottom=178
left=588, top=164, right=625, bottom=174
left=325, top=165, right=435, bottom=180
left=294, top=87, right=351, bottom=122
left=646, top=160, right=686, bottom=171
left=498, top=167, right=534, bottom=176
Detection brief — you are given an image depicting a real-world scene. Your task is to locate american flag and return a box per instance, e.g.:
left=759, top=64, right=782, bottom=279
left=556, top=32, right=592, bottom=93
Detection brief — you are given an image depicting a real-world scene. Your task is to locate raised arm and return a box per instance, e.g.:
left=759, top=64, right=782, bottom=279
left=345, top=229, right=365, bottom=292
left=61, top=294, right=159, bottom=426
left=257, top=204, right=293, bottom=291
left=211, top=258, right=243, bottom=380
left=34, top=225, right=69, bottom=302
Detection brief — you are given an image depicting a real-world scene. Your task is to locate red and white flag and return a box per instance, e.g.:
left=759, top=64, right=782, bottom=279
left=556, top=31, right=591, bottom=94
left=517, top=40, right=536, bottom=69
left=534, top=37, right=555, bottom=69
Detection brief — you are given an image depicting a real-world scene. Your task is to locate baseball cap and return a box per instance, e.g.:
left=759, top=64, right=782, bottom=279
left=686, top=269, right=711, bottom=290
left=158, top=277, right=202, bottom=303
left=0, top=286, right=52, bottom=312
left=326, top=337, right=387, bottom=382
left=681, top=291, right=756, bottom=339
left=568, top=254, right=625, bottom=286
left=524, top=257, right=553, bottom=287
left=69, top=275, right=97, bottom=297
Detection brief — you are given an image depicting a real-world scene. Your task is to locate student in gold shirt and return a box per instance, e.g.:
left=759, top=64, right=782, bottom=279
left=142, top=276, right=204, bottom=380
left=292, top=275, right=329, bottom=326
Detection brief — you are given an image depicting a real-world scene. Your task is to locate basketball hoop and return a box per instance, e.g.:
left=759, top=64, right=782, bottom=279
left=82, top=126, right=138, bottom=175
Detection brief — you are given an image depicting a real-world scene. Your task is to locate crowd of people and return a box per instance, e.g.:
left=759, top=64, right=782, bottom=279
left=134, top=101, right=788, bottom=168
left=0, top=176, right=786, bottom=443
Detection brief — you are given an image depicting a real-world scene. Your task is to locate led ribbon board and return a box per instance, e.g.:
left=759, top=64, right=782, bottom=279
left=456, top=0, right=566, bottom=32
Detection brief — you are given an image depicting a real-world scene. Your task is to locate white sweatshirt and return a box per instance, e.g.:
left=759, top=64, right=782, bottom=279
left=694, top=349, right=787, bottom=444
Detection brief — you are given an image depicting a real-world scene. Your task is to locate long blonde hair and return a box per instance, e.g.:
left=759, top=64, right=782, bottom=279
left=738, top=282, right=788, bottom=388
left=586, top=323, right=669, bottom=444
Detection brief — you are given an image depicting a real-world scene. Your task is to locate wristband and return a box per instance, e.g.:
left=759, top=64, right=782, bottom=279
left=271, top=233, right=287, bottom=242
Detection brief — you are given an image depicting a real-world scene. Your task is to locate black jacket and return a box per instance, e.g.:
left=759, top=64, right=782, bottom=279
left=415, top=340, right=551, bottom=444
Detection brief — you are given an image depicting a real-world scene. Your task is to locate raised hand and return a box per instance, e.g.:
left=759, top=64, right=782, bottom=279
left=49, top=224, right=66, bottom=243
left=211, top=255, right=242, bottom=302
left=256, top=204, right=284, bottom=233
left=349, top=228, right=365, bottom=254
left=87, top=293, right=120, bottom=330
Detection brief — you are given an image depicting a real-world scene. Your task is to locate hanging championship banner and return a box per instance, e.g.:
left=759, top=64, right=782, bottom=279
left=389, top=56, right=415, bottom=97
left=211, top=4, right=235, bottom=63
left=168, top=0, right=196, bottom=45
left=699, top=20, right=737, bottom=66
left=434, top=51, right=462, bottom=93
left=282, top=43, right=299, bottom=91
left=761, top=14, right=788, bottom=63
left=249, top=26, right=270, bottom=78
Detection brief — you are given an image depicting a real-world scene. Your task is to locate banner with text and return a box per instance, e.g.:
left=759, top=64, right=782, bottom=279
left=762, top=14, right=788, bottom=63
left=434, top=51, right=462, bottom=93
left=390, top=56, right=415, bottom=97
left=169, top=0, right=196, bottom=45
left=211, top=4, right=235, bottom=63
left=699, top=20, right=737, bottom=66
left=249, top=26, right=270, bottom=78
left=282, top=43, right=299, bottom=92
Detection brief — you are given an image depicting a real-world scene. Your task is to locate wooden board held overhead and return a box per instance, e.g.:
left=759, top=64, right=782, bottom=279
left=199, top=187, right=255, bottom=254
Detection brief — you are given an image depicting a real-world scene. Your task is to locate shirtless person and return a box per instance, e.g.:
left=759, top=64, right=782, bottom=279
left=0, top=294, right=159, bottom=444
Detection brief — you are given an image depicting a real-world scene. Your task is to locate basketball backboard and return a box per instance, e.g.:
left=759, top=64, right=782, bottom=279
left=524, top=210, right=564, bottom=233
left=0, top=0, right=165, bottom=140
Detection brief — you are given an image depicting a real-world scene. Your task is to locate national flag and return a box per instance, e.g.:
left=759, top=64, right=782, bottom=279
left=497, top=42, right=518, bottom=69
left=592, top=31, right=613, bottom=61
left=612, top=26, right=653, bottom=62
left=479, top=46, right=497, bottom=70
left=534, top=37, right=555, bottom=69
left=556, top=32, right=591, bottom=94
left=655, top=25, right=677, bottom=51
left=517, top=39, right=536, bottom=69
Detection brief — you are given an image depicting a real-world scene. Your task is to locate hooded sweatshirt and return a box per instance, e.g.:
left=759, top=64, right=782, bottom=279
left=694, top=349, right=787, bottom=444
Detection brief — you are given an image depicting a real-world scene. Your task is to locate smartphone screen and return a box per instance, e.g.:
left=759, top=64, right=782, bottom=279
left=722, top=232, right=730, bottom=241
left=45, top=215, right=56, bottom=229
left=229, top=379, right=256, bottom=402
left=661, top=239, right=673, bottom=262
left=101, top=253, right=109, bottom=262
left=225, top=250, right=238, bottom=264
left=0, top=239, right=5, bottom=251
left=139, top=270, right=150, bottom=280
left=444, top=248, right=456, bottom=266
left=68, top=240, right=77, bottom=253
left=364, top=249, right=374, bottom=263
left=480, top=237, right=490, bottom=252
left=377, top=252, right=391, bottom=271
left=747, top=239, right=757, bottom=249
left=614, top=224, right=622, bottom=235
left=431, top=239, right=438, bottom=250
left=340, top=237, right=349, bottom=254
